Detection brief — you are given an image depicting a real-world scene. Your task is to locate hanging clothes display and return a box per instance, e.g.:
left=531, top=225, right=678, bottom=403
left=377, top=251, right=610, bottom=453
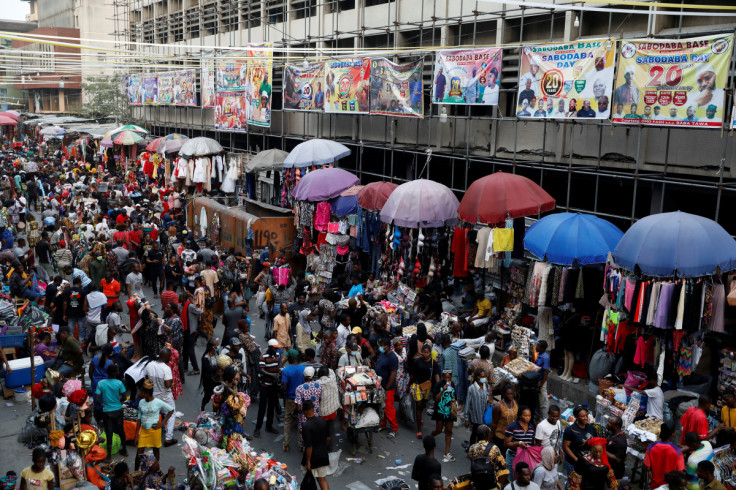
left=220, top=157, right=240, bottom=194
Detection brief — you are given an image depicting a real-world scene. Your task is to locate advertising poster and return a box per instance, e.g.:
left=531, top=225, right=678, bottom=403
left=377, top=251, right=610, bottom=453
left=516, top=40, right=616, bottom=119
left=201, top=52, right=216, bottom=108
left=157, top=71, right=175, bottom=105
left=216, top=50, right=248, bottom=92
left=368, top=57, right=424, bottom=118
left=613, top=35, right=734, bottom=127
left=246, top=43, right=273, bottom=128
left=214, top=92, right=247, bottom=132
left=282, top=62, right=326, bottom=111
left=142, top=74, right=159, bottom=105
left=324, top=58, right=370, bottom=114
left=433, top=48, right=503, bottom=105
left=174, top=69, right=198, bottom=106
left=127, top=74, right=142, bottom=105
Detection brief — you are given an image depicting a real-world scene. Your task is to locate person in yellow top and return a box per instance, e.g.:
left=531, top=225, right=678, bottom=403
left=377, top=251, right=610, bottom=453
left=468, top=294, right=492, bottom=328
left=721, top=392, right=736, bottom=430
left=20, top=448, right=54, bottom=490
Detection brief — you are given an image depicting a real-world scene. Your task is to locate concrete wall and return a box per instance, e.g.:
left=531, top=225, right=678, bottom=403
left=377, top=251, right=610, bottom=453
left=36, top=0, right=74, bottom=28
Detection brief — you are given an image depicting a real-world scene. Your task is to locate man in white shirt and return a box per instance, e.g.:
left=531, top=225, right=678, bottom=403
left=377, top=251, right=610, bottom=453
left=465, top=332, right=496, bottom=360
left=629, top=372, right=664, bottom=420
left=126, top=263, right=144, bottom=298
left=338, top=342, right=362, bottom=368
left=534, top=405, right=562, bottom=449
left=84, top=283, right=108, bottom=330
left=143, top=348, right=177, bottom=446
left=335, top=314, right=350, bottom=350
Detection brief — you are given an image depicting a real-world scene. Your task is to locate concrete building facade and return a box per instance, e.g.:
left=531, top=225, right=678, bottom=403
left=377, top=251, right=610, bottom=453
left=0, top=19, right=38, bottom=110
left=115, top=0, right=736, bottom=233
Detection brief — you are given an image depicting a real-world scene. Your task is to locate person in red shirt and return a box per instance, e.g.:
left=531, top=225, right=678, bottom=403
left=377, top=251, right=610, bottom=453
left=160, top=282, right=179, bottom=312
left=113, top=224, right=131, bottom=249
left=679, top=395, right=722, bottom=445
left=644, top=423, right=685, bottom=489
left=101, top=270, right=121, bottom=306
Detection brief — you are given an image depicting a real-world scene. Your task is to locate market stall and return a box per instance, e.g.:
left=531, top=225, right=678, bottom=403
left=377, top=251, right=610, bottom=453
left=336, top=366, right=384, bottom=456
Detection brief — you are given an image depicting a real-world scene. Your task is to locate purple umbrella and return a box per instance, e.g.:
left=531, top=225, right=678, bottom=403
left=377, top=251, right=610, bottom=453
left=292, top=168, right=359, bottom=202
left=380, top=179, right=460, bottom=228
left=101, top=137, right=113, bottom=148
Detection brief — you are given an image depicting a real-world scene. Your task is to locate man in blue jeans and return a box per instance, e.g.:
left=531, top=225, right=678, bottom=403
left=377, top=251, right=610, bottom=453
left=57, top=327, right=84, bottom=377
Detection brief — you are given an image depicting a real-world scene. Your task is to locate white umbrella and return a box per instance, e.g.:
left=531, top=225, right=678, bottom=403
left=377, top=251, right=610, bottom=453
left=178, top=137, right=224, bottom=158
left=283, top=139, right=351, bottom=168
left=245, top=149, right=289, bottom=173
left=381, top=179, right=460, bottom=228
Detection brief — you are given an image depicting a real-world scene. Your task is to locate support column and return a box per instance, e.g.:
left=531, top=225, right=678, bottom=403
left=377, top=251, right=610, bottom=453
left=58, top=88, right=66, bottom=112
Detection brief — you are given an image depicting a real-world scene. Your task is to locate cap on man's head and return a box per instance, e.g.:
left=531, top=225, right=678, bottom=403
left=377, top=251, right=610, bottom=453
left=267, top=339, right=280, bottom=347
left=351, top=326, right=362, bottom=335
left=303, top=366, right=315, bottom=378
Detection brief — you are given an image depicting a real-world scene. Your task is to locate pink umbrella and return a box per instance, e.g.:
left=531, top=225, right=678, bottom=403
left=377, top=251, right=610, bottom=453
left=357, top=181, right=398, bottom=211
left=0, top=112, right=20, bottom=121
left=340, top=185, right=364, bottom=197
left=380, top=179, right=459, bottom=228
left=0, top=115, right=18, bottom=125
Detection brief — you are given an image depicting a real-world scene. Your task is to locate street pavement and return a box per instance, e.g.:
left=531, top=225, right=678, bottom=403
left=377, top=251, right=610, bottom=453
left=1, top=280, right=475, bottom=489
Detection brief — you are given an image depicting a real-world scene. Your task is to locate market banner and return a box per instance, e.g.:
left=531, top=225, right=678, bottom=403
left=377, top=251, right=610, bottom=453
left=516, top=40, right=616, bottom=119
left=613, top=35, right=734, bottom=127
left=173, top=69, right=198, bottom=106
left=433, top=48, right=503, bottom=105
left=369, top=57, right=424, bottom=118
left=246, top=43, right=273, bottom=128
left=201, top=52, right=216, bottom=108
left=142, top=74, right=159, bottom=105
left=127, top=74, right=142, bottom=106
left=214, top=91, right=247, bottom=132
left=216, top=50, right=248, bottom=92
left=282, top=62, right=326, bottom=111
left=157, top=71, right=175, bottom=105
left=324, top=58, right=370, bottom=114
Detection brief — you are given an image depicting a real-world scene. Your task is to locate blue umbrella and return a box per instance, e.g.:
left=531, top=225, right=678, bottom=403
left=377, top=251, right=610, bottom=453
left=524, top=213, right=624, bottom=265
left=329, top=195, right=358, bottom=216
left=613, top=211, right=736, bottom=277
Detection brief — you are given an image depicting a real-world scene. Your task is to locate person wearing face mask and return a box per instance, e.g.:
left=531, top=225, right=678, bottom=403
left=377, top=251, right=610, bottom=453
left=465, top=367, right=492, bottom=446
left=376, top=337, right=399, bottom=438
left=338, top=341, right=363, bottom=368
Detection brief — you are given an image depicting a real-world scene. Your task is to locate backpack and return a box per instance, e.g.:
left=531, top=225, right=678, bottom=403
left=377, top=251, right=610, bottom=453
left=217, top=266, right=235, bottom=291
left=470, top=442, right=498, bottom=488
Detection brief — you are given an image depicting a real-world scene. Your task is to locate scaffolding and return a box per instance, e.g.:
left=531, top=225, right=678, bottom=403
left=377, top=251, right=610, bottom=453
left=111, top=0, right=736, bottom=234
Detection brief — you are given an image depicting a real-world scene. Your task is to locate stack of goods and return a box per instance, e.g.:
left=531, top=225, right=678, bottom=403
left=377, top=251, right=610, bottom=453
left=493, top=366, right=519, bottom=388
left=503, top=358, right=540, bottom=378
left=718, top=348, right=736, bottom=394
left=181, top=435, right=297, bottom=490
left=712, top=445, right=736, bottom=486
left=510, top=325, right=534, bottom=358
left=634, top=417, right=663, bottom=435
left=337, top=366, right=384, bottom=428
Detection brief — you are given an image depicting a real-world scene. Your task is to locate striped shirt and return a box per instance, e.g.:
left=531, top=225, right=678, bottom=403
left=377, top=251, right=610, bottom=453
left=504, top=421, right=536, bottom=459
left=258, top=351, right=281, bottom=387
left=464, top=381, right=490, bottom=425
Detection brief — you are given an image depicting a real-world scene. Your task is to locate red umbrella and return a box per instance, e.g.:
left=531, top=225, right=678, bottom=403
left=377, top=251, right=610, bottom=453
left=458, top=171, right=555, bottom=224
left=146, top=137, right=164, bottom=152
left=0, top=115, right=18, bottom=126
left=357, top=181, right=399, bottom=211
left=0, top=112, right=20, bottom=121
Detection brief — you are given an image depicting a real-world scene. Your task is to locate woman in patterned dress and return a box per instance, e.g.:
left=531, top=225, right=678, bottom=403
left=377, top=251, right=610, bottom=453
left=294, top=366, right=322, bottom=451
left=393, top=337, right=409, bottom=397
left=194, top=276, right=214, bottom=339
left=431, top=370, right=457, bottom=462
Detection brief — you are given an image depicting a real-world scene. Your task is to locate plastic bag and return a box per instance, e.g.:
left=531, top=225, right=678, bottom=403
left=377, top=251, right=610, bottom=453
left=399, top=393, right=415, bottom=425
left=483, top=404, right=493, bottom=425
left=301, top=470, right=318, bottom=490
left=512, top=446, right=544, bottom=473
left=326, top=449, right=342, bottom=476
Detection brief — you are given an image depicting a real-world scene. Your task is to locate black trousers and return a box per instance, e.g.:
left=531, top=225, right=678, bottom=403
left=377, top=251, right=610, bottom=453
left=182, top=331, right=199, bottom=372
left=103, top=409, right=127, bottom=455
left=255, top=384, right=279, bottom=431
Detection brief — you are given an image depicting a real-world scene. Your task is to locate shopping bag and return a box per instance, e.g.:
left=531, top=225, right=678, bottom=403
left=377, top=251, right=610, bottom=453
left=483, top=404, right=493, bottom=425
left=400, top=393, right=415, bottom=425
left=326, top=450, right=342, bottom=476
left=301, top=470, right=319, bottom=490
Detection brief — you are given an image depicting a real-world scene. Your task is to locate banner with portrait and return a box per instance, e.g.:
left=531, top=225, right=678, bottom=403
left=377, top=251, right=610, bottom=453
left=201, top=52, right=216, bottom=108
left=214, top=92, right=247, bottom=132
left=157, top=72, right=175, bottom=105
left=612, top=35, right=734, bottom=127
left=369, top=57, right=424, bottom=118
left=173, top=70, right=198, bottom=106
left=324, top=58, right=371, bottom=114
left=216, top=50, right=248, bottom=92
left=282, top=62, right=326, bottom=111
left=516, top=40, right=616, bottom=120
left=246, top=44, right=273, bottom=128
left=142, top=74, right=159, bottom=105
left=433, top=48, right=503, bottom=105
left=127, top=74, right=142, bottom=106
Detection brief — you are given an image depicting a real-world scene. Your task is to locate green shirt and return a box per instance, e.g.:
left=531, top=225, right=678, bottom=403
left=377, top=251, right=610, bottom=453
left=258, top=82, right=272, bottom=99
left=61, top=336, right=83, bottom=371
left=96, top=378, right=126, bottom=412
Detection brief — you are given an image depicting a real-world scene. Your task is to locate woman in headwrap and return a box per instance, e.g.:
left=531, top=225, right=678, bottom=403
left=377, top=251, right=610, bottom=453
left=532, top=446, right=561, bottom=490
left=567, top=437, right=619, bottom=490
left=408, top=323, right=431, bottom=361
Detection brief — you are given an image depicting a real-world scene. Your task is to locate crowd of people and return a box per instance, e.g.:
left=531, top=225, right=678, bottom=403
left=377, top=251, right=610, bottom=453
left=0, top=135, right=735, bottom=490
